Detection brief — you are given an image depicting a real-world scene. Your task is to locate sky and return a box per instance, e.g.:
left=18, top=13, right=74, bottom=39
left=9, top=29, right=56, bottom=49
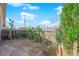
left=6, top=3, right=63, bottom=28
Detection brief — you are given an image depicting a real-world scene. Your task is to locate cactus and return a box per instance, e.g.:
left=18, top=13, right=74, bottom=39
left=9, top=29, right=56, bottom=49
left=9, top=19, right=15, bottom=40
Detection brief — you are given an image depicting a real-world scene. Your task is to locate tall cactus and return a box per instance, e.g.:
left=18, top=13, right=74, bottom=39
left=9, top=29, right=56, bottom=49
left=9, top=19, right=15, bottom=40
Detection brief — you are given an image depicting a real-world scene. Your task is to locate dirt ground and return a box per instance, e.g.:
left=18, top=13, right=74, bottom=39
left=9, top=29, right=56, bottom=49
left=0, top=39, right=45, bottom=56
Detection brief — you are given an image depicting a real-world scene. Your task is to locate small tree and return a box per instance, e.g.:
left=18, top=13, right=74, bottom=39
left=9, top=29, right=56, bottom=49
left=56, top=3, right=79, bottom=56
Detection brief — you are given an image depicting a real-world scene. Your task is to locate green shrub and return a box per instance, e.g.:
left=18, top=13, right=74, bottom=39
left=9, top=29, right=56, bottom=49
left=44, top=45, right=57, bottom=56
left=56, top=4, right=79, bottom=55
left=26, top=26, right=44, bottom=43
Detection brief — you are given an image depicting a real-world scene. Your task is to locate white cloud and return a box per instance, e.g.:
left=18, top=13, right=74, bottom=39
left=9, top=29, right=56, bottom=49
left=55, top=6, right=63, bottom=15
left=6, top=17, right=30, bottom=27
left=6, top=17, right=9, bottom=26
left=39, top=20, right=60, bottom=28
left=15, top=20, right=24, bottom=24
left=20, top=12, right=38, bottom=20
left=49, top=21, right=60, bottom=27
left=23, top=4, right=40, bottom=10
left=22, top=6, right=27, bottom=10
left=14, top=20, right=29, bottom=27
left=28, top=6, right=40, bottom=10
left=8, top=3, right=40, bottom=10
left=13, top=20, right=24, bottom=27
left=6, top=17, right=9, bottom=21
left=39, top=20, right=50, bottom=25
left=8, top=3, right=23, bottom=7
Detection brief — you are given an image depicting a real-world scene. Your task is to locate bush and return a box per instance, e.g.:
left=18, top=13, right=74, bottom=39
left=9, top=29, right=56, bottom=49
left=26, top=26, right=44, bottom=43
left=44, top=45, right=57, bottom=56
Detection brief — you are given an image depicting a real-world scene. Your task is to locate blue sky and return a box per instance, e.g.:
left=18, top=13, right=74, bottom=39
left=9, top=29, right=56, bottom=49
left=6, top=3, right=63, bottom=28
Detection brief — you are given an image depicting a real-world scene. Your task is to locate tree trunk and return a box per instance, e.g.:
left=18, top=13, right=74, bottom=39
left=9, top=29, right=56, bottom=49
left=57, top=43, right=62, bottom=56
left=72, top=40, right=77, bottom=56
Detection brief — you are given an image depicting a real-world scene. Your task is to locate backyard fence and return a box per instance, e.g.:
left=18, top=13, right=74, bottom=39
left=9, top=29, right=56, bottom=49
left=0, top=28, right=56, bottom=43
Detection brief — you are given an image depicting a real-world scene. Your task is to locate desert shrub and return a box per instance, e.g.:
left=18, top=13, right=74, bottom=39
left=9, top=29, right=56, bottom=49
left=44, top=45, right=57, bottom=56
left=26, top=26, right=44, bottom=43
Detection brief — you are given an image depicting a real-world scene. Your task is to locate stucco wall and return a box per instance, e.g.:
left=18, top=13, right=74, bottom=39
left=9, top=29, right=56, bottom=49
left=0, top=3, right=6, bottom=29
left=0, top=3, right=6, bottom=40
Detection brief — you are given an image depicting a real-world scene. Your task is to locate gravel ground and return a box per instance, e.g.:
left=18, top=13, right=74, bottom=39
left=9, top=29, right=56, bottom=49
left=0, top=39, right=45, bottom=56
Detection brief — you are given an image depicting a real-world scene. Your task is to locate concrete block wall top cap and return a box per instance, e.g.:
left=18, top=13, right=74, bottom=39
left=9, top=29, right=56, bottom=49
left=0, top=3, right=6, bottom=6
left=0, top=3, right=6, bottom=9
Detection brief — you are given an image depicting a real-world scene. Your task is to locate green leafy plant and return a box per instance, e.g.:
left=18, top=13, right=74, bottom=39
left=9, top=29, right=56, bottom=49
left=44, top=45, right=57, bottom=56
left=26, top=26, right=44, bottom=43
left=56, top=4, right=79, bottom=56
